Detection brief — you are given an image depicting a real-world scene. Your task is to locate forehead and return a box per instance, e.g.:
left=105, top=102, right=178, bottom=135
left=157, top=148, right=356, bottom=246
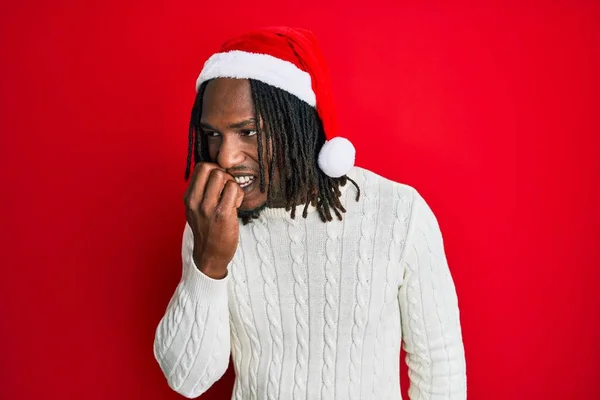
left=201, top=78, right=254, bottom=122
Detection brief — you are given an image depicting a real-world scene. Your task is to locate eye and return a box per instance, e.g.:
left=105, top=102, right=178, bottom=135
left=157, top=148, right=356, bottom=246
left=241, top=130, right=257, bottom=137
left=204, top=131, right=220, bottom=138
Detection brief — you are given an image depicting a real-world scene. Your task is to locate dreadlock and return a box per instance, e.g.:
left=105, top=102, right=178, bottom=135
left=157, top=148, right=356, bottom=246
left=185, top=79, right=360, bottom=224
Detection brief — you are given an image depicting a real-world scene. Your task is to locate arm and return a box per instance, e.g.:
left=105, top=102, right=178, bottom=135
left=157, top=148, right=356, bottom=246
left=398, top=189, right=467, bottom=399
left=153, top=222, right=231, bottom=398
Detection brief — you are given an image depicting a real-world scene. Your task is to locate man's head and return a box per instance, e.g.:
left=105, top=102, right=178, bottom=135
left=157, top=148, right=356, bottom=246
left=197, top=78, right=270, bottom=215
left=184, top=27, right=359, bottom=223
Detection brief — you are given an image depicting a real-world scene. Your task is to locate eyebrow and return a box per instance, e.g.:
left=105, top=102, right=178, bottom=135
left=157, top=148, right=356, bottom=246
left=200, top=118, right=257, bottom=131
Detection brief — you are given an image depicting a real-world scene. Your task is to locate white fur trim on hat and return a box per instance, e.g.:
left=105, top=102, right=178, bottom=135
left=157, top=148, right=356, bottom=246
left=196, top=50, right=316, bottom=107
left=317, top=137, right=356, bottom=178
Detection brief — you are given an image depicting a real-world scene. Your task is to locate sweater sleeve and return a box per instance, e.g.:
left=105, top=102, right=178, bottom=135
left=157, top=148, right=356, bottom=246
left=153, top=222, right=231, bottom=398
left=398, top=189, right=467, bottom=399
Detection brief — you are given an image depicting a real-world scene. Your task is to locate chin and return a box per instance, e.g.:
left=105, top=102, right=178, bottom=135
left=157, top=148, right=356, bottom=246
left=239, top=200, right=267, bottom=213
left=237, top=201, right=267, bottom=223
left=238, top=183, right=269, bottom=211
left=235, top=180, right=272, bottom=221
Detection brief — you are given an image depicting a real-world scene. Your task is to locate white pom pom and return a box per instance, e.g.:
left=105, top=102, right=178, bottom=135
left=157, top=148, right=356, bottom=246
left=317, top=137, right=356, bottom=178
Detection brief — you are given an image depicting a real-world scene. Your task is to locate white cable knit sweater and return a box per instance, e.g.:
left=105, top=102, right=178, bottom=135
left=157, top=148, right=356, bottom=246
left=154, top=167, right=466, bottom=399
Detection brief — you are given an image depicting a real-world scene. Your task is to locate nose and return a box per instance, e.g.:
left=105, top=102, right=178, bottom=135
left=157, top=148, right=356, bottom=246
left=215, top=135, right=245, bottom=169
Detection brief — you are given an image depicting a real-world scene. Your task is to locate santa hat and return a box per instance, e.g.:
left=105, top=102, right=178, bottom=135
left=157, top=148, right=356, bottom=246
left=195, top=26, right=355, bottom=178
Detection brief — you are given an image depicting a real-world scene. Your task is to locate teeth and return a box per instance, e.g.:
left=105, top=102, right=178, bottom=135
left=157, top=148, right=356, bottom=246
left=234, top=176, right=254, bottom=186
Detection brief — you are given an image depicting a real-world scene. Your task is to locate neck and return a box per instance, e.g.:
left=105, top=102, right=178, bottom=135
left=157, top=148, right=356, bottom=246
left=267, top=189, right=313, bottom=209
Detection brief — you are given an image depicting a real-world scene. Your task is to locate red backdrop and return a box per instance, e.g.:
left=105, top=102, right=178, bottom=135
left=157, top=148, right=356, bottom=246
left=1, top=1, right=599, bottom=399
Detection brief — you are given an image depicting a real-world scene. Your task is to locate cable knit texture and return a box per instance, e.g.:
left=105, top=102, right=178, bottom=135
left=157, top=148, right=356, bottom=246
left=154, top=167, right=466, bottom=399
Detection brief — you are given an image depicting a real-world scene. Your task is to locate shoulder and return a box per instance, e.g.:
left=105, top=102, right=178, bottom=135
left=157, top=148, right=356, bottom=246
left=346, top=166, right=418, bottom=205
left=345, top=166, right=439, bottom=225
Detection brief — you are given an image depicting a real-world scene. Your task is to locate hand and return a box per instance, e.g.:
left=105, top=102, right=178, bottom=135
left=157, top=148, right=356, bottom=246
left=183, top=162, right=244, bottom=279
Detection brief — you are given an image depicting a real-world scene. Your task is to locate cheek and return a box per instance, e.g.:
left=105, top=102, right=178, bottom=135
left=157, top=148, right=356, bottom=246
left=243, top=139, right=261, bottom=166
left=207, top=141, right=219, bottom=161
left=256, top=137, right=273, bottom=168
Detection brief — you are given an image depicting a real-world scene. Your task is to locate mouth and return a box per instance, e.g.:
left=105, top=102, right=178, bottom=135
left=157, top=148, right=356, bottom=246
left=232, top=175, right=256, bottom=193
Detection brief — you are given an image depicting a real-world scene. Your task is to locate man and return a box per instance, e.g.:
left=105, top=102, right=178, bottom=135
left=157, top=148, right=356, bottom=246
left=154, top=26, right=466, bottom=399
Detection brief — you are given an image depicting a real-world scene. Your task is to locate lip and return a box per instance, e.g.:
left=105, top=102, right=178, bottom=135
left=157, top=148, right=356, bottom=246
left=239, top=177, right=256, bottom=194
left=230, top=173, right=257, bottom=178
left=230, top=172, right=256, bottom=186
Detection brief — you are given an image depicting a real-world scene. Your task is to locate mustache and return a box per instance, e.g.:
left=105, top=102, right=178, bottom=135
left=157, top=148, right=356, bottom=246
left=226, top=165, right=260, bottom=175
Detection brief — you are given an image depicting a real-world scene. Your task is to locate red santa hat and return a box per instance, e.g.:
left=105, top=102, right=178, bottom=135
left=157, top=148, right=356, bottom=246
left=195, top=26, right=355, bottom=178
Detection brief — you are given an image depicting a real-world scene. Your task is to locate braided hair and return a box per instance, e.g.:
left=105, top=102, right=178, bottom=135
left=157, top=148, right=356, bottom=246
left=185, top=79, right=360, bottom=224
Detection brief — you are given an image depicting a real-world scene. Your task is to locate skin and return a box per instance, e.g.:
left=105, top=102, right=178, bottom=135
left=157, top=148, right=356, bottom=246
left=183, top=78, right=282, bottom=279
left=201, top=78, right=284, bottom=210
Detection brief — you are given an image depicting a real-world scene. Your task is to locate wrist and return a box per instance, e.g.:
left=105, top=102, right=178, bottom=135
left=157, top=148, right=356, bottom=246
left=193, top=251, right=228, bottom=279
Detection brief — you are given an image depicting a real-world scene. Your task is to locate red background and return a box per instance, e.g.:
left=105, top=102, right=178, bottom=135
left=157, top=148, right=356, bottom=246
left=1, top=1, right=599, bottom=399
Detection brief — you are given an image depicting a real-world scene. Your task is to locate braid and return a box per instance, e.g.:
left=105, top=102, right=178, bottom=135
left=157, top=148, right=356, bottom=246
left=185, top=82, right=209, bottom=180
left=186, top=79, right=360, bottom=224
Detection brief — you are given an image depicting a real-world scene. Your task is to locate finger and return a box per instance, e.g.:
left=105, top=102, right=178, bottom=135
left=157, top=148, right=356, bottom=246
left=186, top=163, right=222, bottom=210
left=234, top=186, right=244, bottom=208
left=202, top=169, right=235, bottom=212
left=218, top=180, right=244, bottom=210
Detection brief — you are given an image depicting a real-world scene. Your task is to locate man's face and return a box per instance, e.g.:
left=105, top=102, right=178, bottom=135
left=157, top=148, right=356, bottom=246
left=200, top=78, right=278, bottom=212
